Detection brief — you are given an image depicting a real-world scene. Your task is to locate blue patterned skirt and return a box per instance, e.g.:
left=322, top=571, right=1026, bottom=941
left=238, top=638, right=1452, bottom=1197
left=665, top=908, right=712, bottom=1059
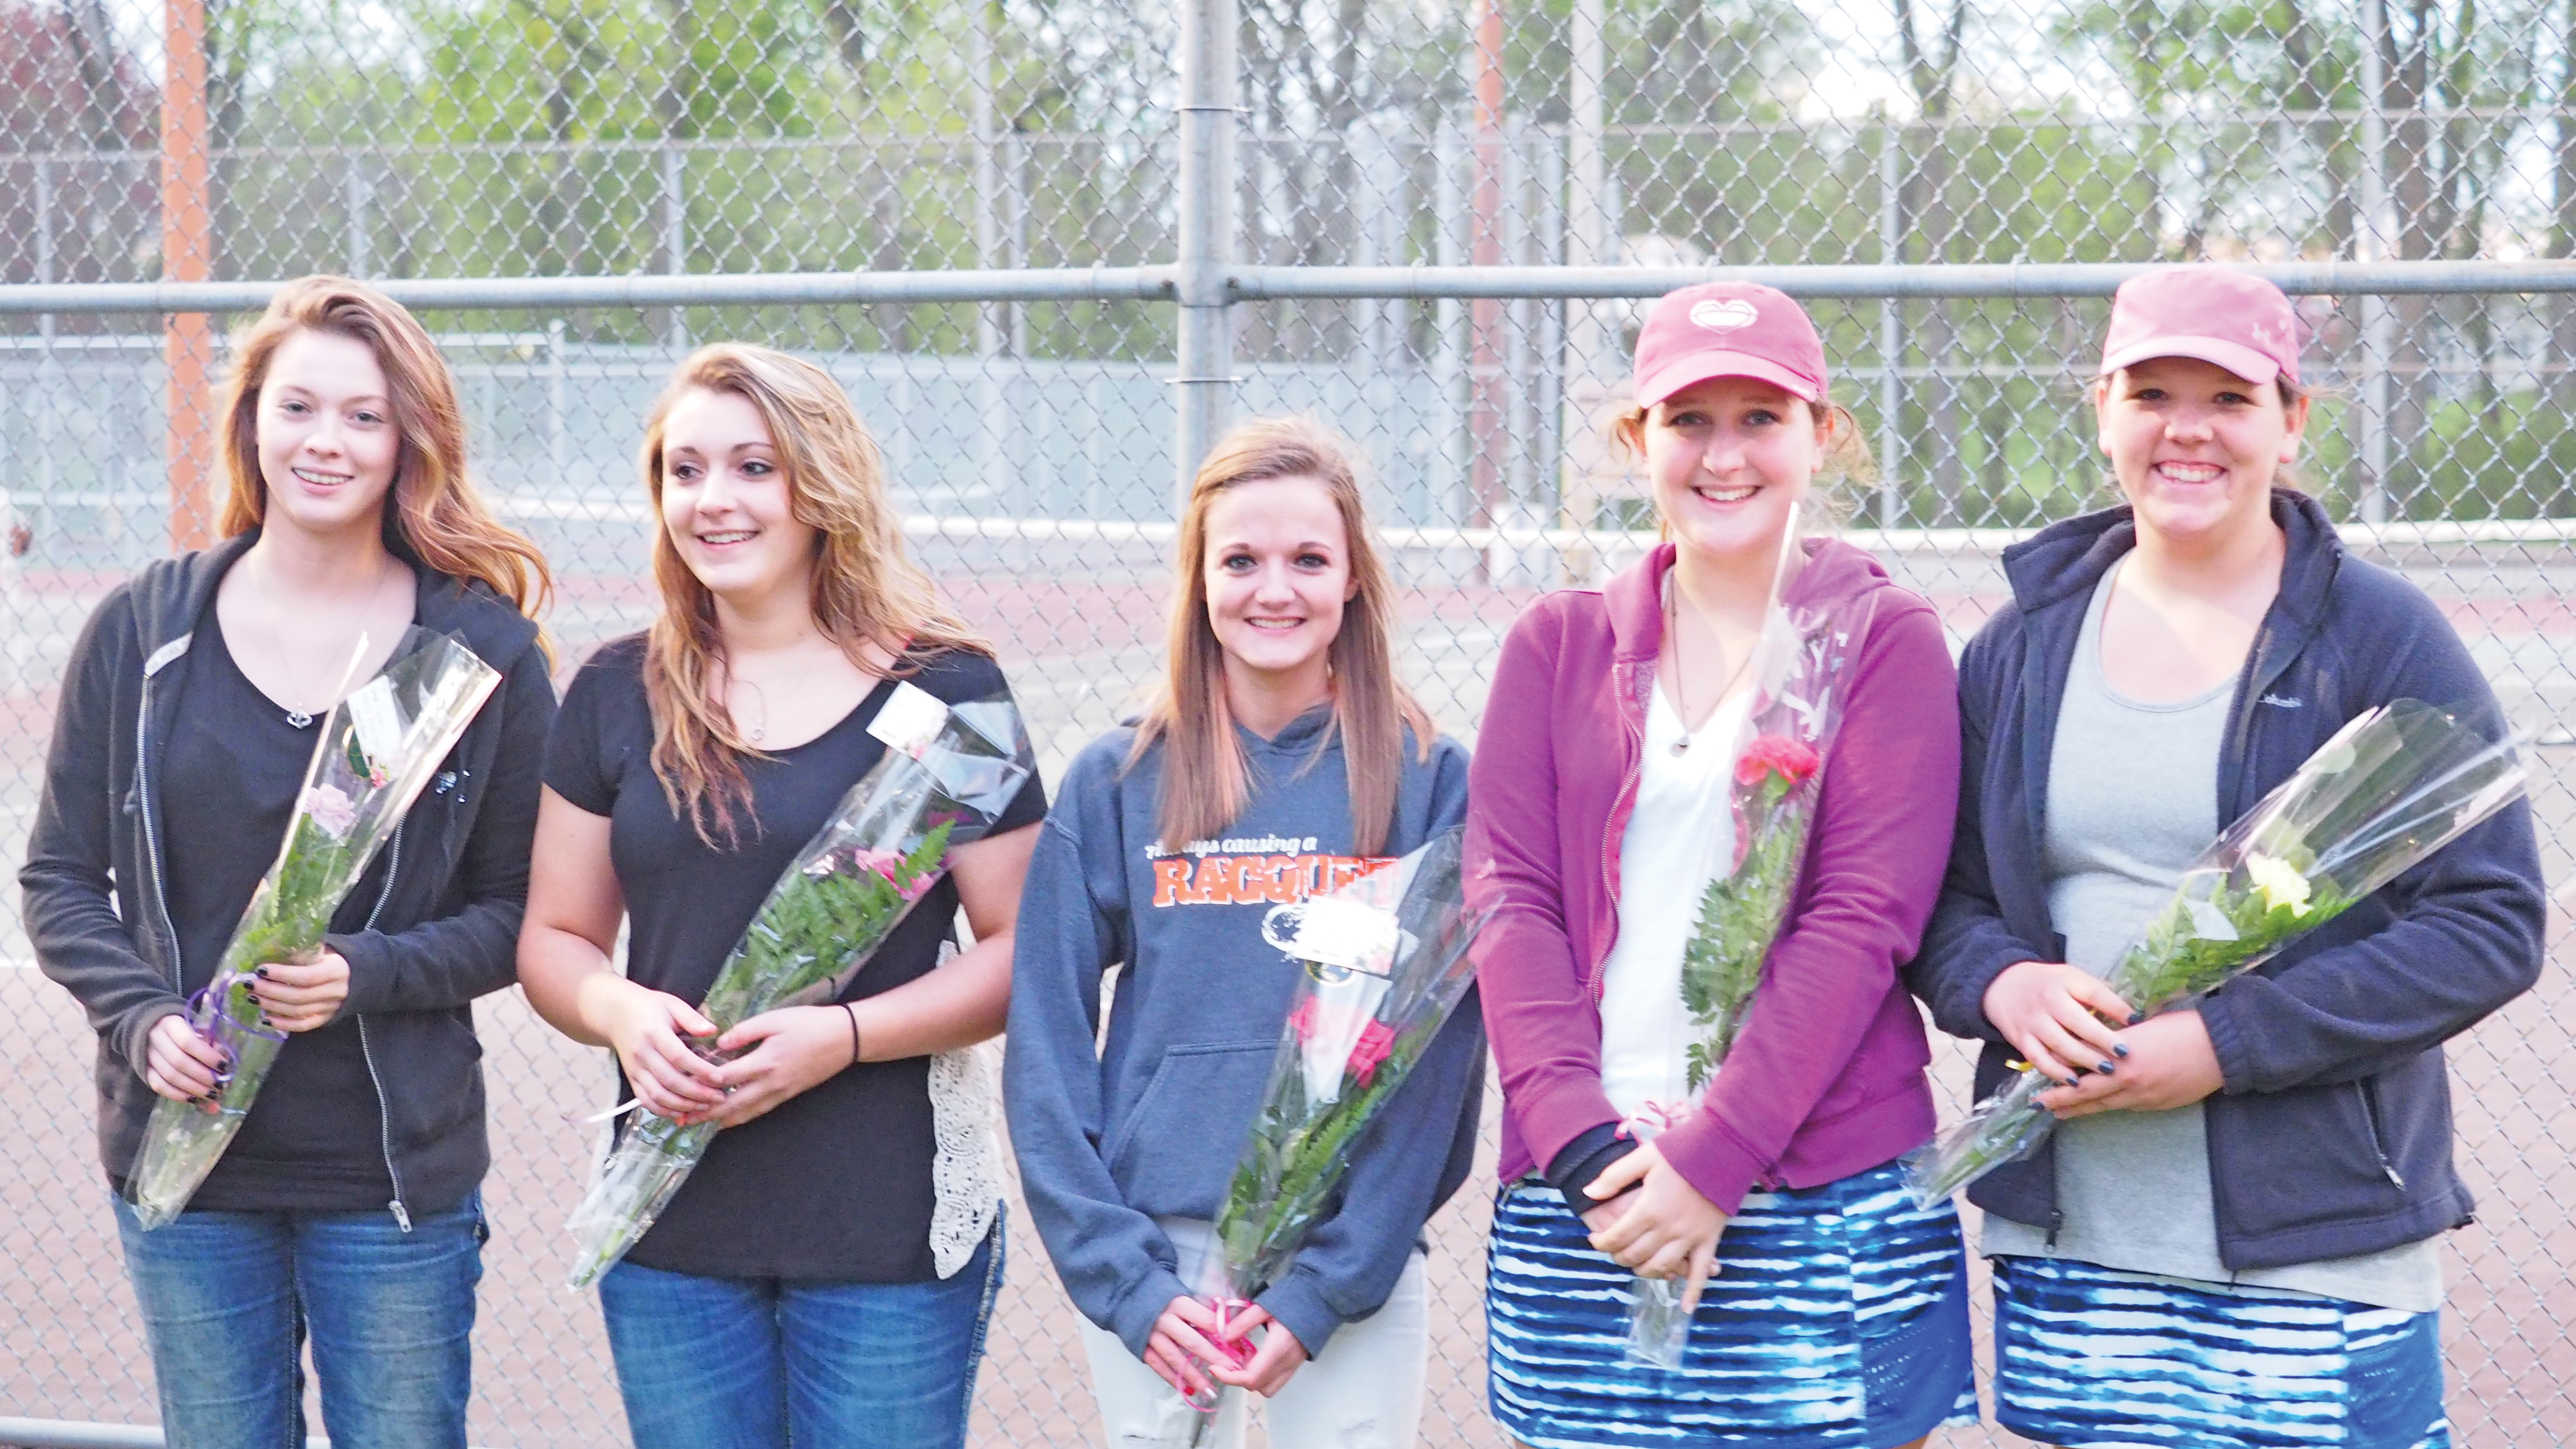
left=1485, top=1160, right=1978, bottom=1448
left=1992, top=1254, right=2449, bottom=1449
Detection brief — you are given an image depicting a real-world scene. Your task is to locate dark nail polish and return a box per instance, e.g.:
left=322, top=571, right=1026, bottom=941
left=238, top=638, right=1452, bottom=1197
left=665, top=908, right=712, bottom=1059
left=254, top=968, right=272, bottom=979
left=2128, top=1012, right=2145, bottom=1025
left=2097, top=1060, right=2117, bottom=1074
left=2113, top=1043, right=2131, bottom=1059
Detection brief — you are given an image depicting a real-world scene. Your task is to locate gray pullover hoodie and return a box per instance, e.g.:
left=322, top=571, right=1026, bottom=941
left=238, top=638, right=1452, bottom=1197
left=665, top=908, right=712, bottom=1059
left=1003, top=704, right=1481, bottom=1360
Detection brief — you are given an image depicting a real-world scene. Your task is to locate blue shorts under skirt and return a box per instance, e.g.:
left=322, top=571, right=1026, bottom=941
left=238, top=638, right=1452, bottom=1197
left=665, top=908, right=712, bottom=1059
left=1992, top=1254, right=2449, bottom=1449
left=1485, top=1160, right=1978, bottom=1449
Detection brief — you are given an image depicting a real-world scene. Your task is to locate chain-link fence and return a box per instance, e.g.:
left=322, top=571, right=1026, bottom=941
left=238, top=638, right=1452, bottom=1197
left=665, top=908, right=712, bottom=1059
left=8, top=0, right=2576, bottom=1445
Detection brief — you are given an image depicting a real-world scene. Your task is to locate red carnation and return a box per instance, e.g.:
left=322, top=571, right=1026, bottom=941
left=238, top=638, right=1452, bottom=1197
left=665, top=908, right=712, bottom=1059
left=1735, top=735, right=1820, bottom=788
left=1289, top=997, right=1400, bottom=1088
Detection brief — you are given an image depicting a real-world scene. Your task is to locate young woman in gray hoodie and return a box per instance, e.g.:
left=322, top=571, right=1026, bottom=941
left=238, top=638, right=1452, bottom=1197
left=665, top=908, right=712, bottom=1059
left=1005, top=416, right=1483, bottom=1449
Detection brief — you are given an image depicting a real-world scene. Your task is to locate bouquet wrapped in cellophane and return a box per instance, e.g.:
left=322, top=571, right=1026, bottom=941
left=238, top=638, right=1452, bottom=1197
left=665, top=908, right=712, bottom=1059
left=1168, top=827, right=1486, bottom=1444
left=1904, top=698, right=2528, bottom=1210
left=1620, top=542, right=1869, bottom=1369
left=127, top=628, right=503, bottom=1230
left=564, top=683, right=1031, bottom=1289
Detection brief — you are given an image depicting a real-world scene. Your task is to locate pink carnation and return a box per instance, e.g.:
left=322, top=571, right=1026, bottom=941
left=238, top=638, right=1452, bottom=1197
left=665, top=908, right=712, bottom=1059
left=847, top=847, right=934, bottom=901
left=1735, top=735, right=1821, bottom=788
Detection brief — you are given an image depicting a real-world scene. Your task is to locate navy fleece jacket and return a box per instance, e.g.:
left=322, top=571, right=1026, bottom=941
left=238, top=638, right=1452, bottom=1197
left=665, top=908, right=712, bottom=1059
left=1003, top=705, right=1481, bottom=1360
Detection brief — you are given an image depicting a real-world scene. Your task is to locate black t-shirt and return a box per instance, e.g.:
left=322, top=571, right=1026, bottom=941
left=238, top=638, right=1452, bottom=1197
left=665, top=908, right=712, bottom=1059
left=157, top=615, right=397, bottom=1212
left=544, top=636, right=1046, bottom=1281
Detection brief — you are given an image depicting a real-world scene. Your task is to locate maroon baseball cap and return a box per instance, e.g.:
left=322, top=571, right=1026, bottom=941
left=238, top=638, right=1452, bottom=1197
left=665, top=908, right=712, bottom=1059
left=2099, top=266, right=2302, bottom=389
left=1632, top=281, right=1827, bottom=408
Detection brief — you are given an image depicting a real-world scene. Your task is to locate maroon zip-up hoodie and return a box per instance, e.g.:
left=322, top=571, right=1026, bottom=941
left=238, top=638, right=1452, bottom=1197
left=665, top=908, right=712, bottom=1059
left=1465, top=538, right=1962, bottom=1214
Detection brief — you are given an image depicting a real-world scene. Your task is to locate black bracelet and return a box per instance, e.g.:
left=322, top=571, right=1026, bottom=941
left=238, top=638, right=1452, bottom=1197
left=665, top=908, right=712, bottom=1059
left=844, top=1002, right=863, bottom=1065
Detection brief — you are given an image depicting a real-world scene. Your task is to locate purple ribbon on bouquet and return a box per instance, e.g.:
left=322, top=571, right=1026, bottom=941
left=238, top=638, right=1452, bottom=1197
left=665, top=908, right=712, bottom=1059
left=186, top=969, right=287, bottom=1087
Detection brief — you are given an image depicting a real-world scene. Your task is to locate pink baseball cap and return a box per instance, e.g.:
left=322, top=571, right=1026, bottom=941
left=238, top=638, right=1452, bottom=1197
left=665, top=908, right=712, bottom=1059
left=1632, top=281, right=1827, bottom=408
left=2099, top=266, right=2302, bottom=388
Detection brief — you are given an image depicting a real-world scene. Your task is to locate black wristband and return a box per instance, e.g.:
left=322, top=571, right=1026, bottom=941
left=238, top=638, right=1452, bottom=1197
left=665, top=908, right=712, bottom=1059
left=844, top=1002, right=863, bottom=1065
left=1545, top=1124, right=1641, bottom=1216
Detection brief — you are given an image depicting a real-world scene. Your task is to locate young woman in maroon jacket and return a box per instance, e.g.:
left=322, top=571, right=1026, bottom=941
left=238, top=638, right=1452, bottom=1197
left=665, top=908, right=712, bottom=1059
left=1464, top=282, right=1971, bottom=1449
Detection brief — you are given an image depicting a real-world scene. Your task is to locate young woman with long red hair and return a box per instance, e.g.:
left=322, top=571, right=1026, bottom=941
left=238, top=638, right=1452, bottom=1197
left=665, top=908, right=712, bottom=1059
left=22, top=275, right=556, bottom=1448
left=518, top=343, right=1044, bottom=1449
left=1005, top=415, right=1485, bottom=1449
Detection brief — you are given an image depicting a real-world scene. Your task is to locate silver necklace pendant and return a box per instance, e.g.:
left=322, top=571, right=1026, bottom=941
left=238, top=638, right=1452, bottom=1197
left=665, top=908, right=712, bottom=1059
left=1671, top=735, right=1690, bottom=756
left=286, top=711, right=314, bottom=730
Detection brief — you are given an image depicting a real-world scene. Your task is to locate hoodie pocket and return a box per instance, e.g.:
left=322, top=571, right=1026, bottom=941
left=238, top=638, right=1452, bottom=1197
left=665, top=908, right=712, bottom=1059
left=1104, top=1039, right=1278, bottom=1212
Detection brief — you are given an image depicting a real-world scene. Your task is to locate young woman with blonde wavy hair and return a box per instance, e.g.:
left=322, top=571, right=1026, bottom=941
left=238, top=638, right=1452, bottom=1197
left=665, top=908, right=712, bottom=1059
left=1005, top=415, right=1485, bottom=1449
left=23, top=275, right=556, bottom=1448
left=518, top=343, right=1044, bottom=1449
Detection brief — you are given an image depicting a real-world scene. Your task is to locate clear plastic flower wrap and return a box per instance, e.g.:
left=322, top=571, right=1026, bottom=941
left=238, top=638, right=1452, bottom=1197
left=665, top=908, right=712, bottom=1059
left=1904, top=698, right=2530, bottom=1210
left=1167, top=826, right=1488, bottom=1443
left=563, top=683, right=1031, bottom=1289
left=127, top=628, right=504, bottom=1230
left=1620, top=558, right=1869, bottom=1369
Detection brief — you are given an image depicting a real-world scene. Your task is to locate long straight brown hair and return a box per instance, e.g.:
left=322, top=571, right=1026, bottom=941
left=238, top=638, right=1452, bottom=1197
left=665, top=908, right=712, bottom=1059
left=1129, top=415, right=1432, bottom=856
left=640, top=343, right=986, bottom=845
left=217, top=275, right=552, bottom=617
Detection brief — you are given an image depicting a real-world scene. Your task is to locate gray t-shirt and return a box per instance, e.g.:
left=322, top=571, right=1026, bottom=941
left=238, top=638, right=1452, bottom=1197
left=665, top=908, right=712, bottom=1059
left=1981, top=558, right=2442, bottom=1313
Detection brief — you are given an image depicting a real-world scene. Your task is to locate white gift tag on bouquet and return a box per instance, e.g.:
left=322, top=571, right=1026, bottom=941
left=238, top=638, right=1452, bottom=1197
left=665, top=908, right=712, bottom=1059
left=868, top=680, right=951, bottom=756
left=1262, top=896, right=1404, bottom=978
left=345, top=677, right=407, bottom=767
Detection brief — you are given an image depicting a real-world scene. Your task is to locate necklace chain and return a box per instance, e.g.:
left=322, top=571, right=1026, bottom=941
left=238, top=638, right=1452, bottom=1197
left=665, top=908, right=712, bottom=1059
left=1664, top=577, right=1756, bottom=756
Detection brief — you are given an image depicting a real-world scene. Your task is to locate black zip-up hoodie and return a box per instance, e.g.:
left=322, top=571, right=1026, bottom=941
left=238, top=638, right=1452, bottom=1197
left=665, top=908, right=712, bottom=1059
left=20, top=532, right=555, bottom=1227
left=1909, top=490, right=2545, bottom=1271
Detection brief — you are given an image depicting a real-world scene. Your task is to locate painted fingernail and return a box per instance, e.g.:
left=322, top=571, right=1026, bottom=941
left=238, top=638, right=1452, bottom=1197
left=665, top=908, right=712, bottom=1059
left=2128, top=1012, right=2145, bottom=1025
left=2113, top=1043, right=2131, bottom=1059
left=254, top=968, right=272, bottom=979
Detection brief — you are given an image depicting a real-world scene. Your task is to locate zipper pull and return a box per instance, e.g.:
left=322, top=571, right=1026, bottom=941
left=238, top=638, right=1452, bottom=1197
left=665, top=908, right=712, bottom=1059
left=390, top=1199, right=414, bottom=1233
left=2046, top=1207, right=2066, bottom=1249
left=2378, top=1156, right=2407, bottom=1190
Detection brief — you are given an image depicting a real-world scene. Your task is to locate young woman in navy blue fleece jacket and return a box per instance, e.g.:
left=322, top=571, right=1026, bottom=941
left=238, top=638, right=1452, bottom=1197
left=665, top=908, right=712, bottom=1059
left=1910, top=266, right=2545, bottom=1449
left=1004, top=416, right=1483, bottom=1449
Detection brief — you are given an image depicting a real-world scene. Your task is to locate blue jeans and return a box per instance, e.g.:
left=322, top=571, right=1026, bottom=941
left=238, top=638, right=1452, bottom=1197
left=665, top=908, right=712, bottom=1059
left=111, top=1192, right=484, bottom=1449
left=598, top=1215, right=1005, bottom=1449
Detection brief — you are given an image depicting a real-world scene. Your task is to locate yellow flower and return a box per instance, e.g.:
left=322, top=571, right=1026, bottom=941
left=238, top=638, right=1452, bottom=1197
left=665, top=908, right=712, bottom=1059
left=2244, top=853, right=2313, bottom=916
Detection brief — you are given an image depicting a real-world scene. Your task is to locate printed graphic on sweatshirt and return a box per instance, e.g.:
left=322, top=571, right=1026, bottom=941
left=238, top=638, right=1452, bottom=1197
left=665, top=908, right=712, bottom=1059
left=1147, top=834, right=1396, bottom=907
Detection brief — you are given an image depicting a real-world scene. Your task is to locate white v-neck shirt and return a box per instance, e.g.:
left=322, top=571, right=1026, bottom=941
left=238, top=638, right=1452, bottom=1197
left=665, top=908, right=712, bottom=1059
left=1598, top=683, right=1754, bottom=1124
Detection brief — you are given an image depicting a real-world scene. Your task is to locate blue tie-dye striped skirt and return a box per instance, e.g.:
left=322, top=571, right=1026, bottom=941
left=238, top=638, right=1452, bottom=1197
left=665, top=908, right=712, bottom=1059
left=1485, top=1159, right=1978, bottom=1448
left=1991, top=1254, right=2449, bottom=1449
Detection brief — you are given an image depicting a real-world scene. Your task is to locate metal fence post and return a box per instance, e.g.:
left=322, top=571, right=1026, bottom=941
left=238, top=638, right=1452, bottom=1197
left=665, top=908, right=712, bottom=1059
left=1877, top=115, right=1902, bottom=529
left=344, top=152, right=370, bottom=278
left=35, top=157, right=57, bottom=541
left=661, top=143, right=689, bottom=351
left=2357, top=0, right=2393, bottom=525
left=1557, top=0, right=1607, bottom=560
left=1173, top=0, right=1237, bottom=504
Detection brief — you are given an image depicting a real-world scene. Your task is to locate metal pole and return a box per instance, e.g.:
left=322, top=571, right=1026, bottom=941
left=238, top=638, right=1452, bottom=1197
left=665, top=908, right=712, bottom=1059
left=1433, top=122, right=1466, bottom=522
left=1467, top=0, right=1507, bottom=531
left=547, top=317, right=567, bottom=487
left=2357, top=0, right=2392, bottom=525
left=661, top=143, right=689, bottom=349
left=1877, top=113, right=1902, bottom=528
left=1173, top=0, right=1238, bottom=501
left=1557, top=0, right=1608, bottom=562
left=36, top=157, right=57, bottom=537
left=975, top=0, right=1006, bottom=512
left=162, top=0, right=216, bottom=551
left=345, top=152, right=371, bottom=279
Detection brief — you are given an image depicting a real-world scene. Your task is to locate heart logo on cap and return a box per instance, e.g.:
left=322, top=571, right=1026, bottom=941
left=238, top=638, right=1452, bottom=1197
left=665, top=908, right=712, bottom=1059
left=1689, top=297, right=1758, bottom=333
